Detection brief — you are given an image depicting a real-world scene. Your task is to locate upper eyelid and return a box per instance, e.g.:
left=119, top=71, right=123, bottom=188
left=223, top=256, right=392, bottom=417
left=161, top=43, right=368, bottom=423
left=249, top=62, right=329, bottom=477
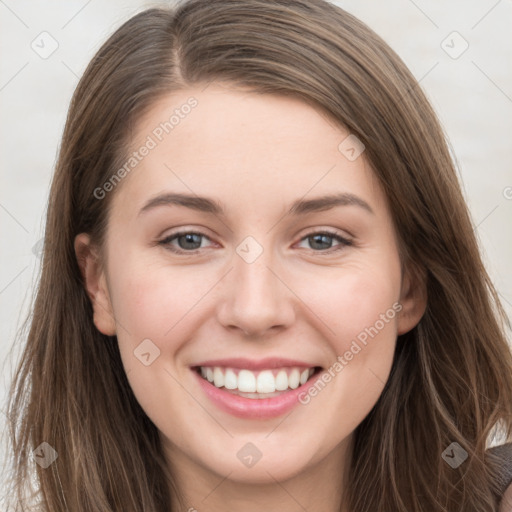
left=160, top=223, right=353, bottom=237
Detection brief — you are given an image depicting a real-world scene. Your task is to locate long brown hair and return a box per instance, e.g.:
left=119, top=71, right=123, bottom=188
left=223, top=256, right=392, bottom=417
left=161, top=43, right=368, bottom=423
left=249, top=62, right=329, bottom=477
left=4, top=0, right=512, bottom=510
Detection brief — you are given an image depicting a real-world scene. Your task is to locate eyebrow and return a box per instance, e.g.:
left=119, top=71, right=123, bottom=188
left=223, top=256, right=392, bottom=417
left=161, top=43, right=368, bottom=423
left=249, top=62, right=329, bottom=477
left=138, top=191, right=374, bottom=217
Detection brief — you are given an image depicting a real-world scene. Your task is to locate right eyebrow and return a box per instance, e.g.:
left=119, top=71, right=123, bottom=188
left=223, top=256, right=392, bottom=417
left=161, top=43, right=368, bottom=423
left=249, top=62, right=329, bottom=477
left=138, top=192, right=223, bottom=217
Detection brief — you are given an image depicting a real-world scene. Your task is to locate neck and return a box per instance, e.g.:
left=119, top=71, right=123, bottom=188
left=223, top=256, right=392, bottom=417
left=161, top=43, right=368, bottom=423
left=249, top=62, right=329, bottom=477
left=164, top=435, right=353, bottom=512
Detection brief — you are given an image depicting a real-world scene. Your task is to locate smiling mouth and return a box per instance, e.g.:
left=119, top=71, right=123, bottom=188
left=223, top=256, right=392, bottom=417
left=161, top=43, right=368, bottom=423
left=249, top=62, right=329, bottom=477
left=193, top=365, right=323, bottom=399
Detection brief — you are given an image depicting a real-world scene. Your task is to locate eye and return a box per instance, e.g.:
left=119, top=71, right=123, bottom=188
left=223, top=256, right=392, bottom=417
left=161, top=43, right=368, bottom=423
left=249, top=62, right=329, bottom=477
left=158, top=229, right=353, bottom=255
left=296, top=230, right=353, bottom=252
left=158, top=230, right=214, bottom=254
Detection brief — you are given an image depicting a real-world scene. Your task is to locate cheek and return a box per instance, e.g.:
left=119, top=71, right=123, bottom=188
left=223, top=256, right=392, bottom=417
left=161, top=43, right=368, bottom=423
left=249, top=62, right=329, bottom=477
left=296, top=268, right=400, bottom=437
left=108, top=257, right=207, bottom=341
left=300, top=260, right=401, bottom=350
left=297, top=260, right=400, bottom=387
left=108, top=263, right=195, bottom=430
left=107, top=258, right=223, bottom=413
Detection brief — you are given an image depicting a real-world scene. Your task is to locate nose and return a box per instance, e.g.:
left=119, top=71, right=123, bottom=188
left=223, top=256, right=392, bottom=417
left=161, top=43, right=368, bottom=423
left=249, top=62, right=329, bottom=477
left=216, top=242, right=295, bottom=338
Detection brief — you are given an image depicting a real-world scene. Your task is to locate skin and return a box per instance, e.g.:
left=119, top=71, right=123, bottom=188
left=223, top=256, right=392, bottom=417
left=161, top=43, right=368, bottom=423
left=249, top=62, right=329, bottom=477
left=75, top=83, right=427, bottom=511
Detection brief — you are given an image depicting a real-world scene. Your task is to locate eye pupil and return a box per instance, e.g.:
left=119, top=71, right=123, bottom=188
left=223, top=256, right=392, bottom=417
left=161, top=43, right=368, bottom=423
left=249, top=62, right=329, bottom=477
left=309, top=234, right=332, bottom=250
left=178, top=233, right=202, bottom=250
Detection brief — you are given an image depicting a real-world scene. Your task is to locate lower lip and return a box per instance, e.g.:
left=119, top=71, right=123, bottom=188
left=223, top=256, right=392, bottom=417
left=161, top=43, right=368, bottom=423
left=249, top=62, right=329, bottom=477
left=192, top=368, right=322, bottom=419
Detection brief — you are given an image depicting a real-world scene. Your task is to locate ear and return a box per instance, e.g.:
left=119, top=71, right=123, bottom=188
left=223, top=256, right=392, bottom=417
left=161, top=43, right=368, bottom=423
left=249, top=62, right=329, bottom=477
left=397, top=263, right=427, bottom=336
left=74, top=233, right=116, bottom=336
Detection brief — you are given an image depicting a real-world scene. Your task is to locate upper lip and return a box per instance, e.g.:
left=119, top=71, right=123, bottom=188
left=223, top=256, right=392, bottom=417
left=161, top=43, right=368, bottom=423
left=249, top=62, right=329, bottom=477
left=192, top=357, right=320, bottom=371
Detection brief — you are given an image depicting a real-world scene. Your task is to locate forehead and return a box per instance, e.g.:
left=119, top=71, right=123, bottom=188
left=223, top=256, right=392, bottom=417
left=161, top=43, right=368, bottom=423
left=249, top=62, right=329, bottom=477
left=109, top=83, right=387, bottom=221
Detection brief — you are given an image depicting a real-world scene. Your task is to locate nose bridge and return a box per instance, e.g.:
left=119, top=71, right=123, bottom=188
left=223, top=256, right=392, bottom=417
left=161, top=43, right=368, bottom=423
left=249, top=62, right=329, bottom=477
left=235, top=237, right=277, bottom=294
left=217, top=234, right=294, bottom=336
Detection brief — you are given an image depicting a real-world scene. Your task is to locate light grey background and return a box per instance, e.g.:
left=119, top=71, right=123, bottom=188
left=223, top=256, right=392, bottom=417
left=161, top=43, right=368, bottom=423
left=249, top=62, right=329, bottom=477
left=1, top=0, right=511, bottom=498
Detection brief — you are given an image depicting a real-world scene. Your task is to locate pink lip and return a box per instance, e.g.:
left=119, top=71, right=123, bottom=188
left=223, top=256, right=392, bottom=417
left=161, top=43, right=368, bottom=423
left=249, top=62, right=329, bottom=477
left=192, top=367, right=322, bottom=420
left=192, top=357, right=315, bottom=371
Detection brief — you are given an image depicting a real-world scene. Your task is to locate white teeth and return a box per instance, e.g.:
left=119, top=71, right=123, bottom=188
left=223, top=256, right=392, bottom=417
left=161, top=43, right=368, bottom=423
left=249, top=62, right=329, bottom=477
left=288, top=369, right=300, bottom=389
left=238, top=370, right=256, bottom=392
left=198, top=366, right=316, bottom=394
left=224, top=369, right=237, bottom=390
left=256, top=370, right=275, bottom=393
left=213, top=367, right=224, bottom=388
left=275, top=370, right=288, bottom=391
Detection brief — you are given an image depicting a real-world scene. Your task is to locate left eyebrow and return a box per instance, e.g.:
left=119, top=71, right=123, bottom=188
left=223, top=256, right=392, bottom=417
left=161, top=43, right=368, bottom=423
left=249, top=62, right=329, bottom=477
left=137, top=191, right=374, bottom=217
left=289, top=192, right=374, bottom=216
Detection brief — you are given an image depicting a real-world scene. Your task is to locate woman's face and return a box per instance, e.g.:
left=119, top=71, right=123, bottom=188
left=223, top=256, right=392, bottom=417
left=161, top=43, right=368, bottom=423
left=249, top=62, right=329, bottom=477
left=77, top=83, right=425, bottom=488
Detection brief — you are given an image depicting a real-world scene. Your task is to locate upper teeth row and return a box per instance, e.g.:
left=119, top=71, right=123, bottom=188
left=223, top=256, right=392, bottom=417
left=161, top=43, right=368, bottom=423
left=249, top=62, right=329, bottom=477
left=200, top=366, right=315, bottom=393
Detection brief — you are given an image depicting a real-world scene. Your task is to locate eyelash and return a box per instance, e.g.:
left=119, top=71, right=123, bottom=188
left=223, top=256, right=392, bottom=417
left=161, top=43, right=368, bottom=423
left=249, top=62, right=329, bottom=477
left=158, top=229, right=353, bottom=255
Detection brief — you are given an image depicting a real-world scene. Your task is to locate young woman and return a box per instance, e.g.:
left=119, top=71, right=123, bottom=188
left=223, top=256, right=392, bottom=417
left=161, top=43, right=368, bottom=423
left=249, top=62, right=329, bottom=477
left=5, top=0, right=512, bottom=510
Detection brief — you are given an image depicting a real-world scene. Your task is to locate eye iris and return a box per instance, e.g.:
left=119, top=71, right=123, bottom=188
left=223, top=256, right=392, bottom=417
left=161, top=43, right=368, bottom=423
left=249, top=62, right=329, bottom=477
left=178, top=233, right=202, bottom=250
left=309, top=234, right=333, bottom=250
